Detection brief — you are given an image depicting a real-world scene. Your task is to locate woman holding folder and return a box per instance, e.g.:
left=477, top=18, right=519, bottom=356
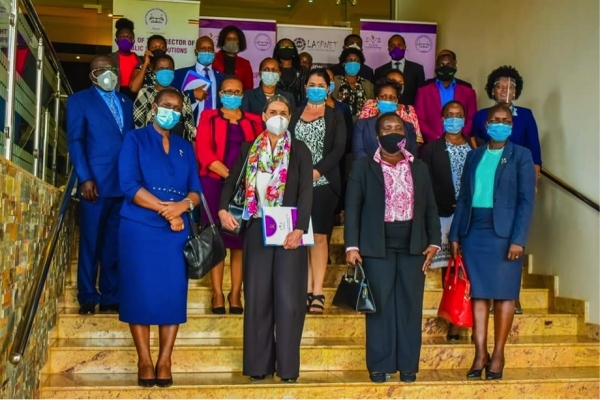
left=218, top=95, right=313, bottom=383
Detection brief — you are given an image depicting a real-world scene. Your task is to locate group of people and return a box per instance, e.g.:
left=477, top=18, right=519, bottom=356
left=66, top=18, right=541, bottom=387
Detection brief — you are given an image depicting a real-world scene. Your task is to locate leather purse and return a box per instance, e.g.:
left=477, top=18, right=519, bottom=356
left=184, top=193, right=227, bottom=280
left=332, top=262, right=376, bottom=313
left=221, top=153, right=249, bottom=236
left=437, top=255, right=473, bottom=328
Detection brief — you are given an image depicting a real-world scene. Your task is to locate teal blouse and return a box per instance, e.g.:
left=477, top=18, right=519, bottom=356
left=472, top=148, right=503, bottom=208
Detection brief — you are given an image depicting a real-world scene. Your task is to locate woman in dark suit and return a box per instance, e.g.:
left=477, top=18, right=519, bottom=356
left=345, top=112, right=441, bottom=384
left=273, top=38, right=307, bottom=107
left=288, top=68, right=346, bottom=314
left=241, top=57, right=296, bottom=115
left=218, top=95, right=313, bottom=383
left=450, top=104, right=536, bottom=380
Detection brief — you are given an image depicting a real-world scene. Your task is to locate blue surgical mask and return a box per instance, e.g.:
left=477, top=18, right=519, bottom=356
left=306, top=87, right=328, bottom=103
left=377, top=100, right=398, bottom=114
left=221, top=94, right=243, bottom=110
left=155, top=107, right=181, bottom=130
left=487, top=123, right=512, bottom=141
left=155, top=69, right=174, bottom=87
left=443, top=117, right=465, bottom=134
left=197, top=51, right=215, bottom=66
left=261, top=71, right=280, bottom=87
left=344, top=61, right=361, bottom=76
left=329, top=81, right=335, bottom=94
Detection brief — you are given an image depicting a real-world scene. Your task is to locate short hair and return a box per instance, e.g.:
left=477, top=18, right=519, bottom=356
left=219, top=74, right=243, bottom=90
left=273, top=38, right=301, bottom=70
left=147, top=34, right=167, bottom=49
left=375, top=112, right=402, bottom=136
left=374, top=78, right=402, bottom=98
left=338, top=47, right=366, bottom=65
left=263, top=94, right=291, bottom=114
left=385, top=69, right=405, bottom=80
left=485, top=65, right=524, bottom=100
left=217, top=26, right=247, bottom=52
left=388, top=34, right=406, bottom=46
left=442, top=100, right=465, bottom=115
left=487, top=103, right=512, bottom=119
left=152, top=54, right=175, bottom=70
left=115, top=18, right=134, bottom=35
left=299, top=52, right=313, bottom=61
left=305, top=68, right=330, bottom=86
left=154, top=88, right=184, bottom=105
left=437, top=49, right=456, bottom=60
left=344, top=34, right=362, bottom=46
left=259, top=57, right=278, bottom=71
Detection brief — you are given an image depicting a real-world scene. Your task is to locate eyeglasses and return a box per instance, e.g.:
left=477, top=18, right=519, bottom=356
left=221, top=90, right=243, bottom=97
left=92, top=67, right=118, bottom=74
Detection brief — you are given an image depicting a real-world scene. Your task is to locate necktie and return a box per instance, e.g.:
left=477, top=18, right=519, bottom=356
left=203, top=67, right=213, bottom=110
left=105, top=93, right=123, bottom=131
left=394, top=61, right=401, bottom=71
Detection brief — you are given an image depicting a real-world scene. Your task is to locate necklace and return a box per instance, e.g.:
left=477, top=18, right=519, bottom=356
left=307, top=102, right=325, bottom=108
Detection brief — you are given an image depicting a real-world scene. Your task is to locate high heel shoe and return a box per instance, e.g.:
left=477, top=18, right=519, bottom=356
left=486, top=359, right=504, bottom=380
left=227, top=293, right=244, bottom=315
left=137, top=365, right=155, bottom=387
left=211, top=294, right=226, bottom=315
left=466, top=353, right=490, bottom=379
left=155, top=366, right=173, bottom=388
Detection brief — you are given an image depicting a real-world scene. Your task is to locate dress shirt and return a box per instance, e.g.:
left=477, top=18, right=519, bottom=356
left=392, top=58, right=405, bottom=73
left=194, top=63, right=218, bottom=123
left=95, top=87, right=123, bottom=124
left=435, top=79, right=456, bottom=107
left=374, top=147, right=414, bottom=222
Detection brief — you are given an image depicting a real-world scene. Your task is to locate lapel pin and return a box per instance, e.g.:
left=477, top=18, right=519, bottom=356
left=179, top=149, right=184, bottom=157
left=501, top=158, right=507, bottom=164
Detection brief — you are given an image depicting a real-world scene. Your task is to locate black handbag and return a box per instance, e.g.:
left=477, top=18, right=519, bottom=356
left=184, top=193, right=227, bottom=280
left=332, top=262, right=376, bottom=313
left=221, top=153, right=249, bottom=236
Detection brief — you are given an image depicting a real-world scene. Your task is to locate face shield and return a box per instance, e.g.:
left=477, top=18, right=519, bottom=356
left=493, top=77, right=516, bottom=105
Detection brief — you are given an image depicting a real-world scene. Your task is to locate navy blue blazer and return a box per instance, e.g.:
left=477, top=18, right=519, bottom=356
left=67, top=87, right=134, bottom=197
left=172, top=65, right=224, bottom=122
left=449, top=141, right=536, bottom=247
left=241, top=86, right=296, bottom=115
left=353, top=116, right=418, bottom=160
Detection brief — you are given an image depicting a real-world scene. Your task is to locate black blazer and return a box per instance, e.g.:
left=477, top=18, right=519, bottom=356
left=241, top=86, right=296, bottom=115
left=219, top=139, right=314, bottom=232
left=330, top=62, right=375, bottom=82
left=420, top=136, right=485, bottom=217
left=344, top=156, right=441, bottom=257
left=374, top=60, right=425, bottom=106
left=289, top=105, right=347, bottom=197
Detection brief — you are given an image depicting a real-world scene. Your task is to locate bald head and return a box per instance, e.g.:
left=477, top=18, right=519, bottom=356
left=90, top=55, right=113, bottom=71
left=196, top=36, right=215, bottom=53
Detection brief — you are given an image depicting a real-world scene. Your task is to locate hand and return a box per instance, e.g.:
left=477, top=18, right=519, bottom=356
left=143, top=50, right=153, bottom=67
left=283, top=229, right=303, bottom=250
left=218, top=210, right=238, bottom=231
left=346, top=249, right=363, bottom=266
left=80, top=180, right=98, bottom=202
left=312, top=169, right=321, bottom=182
left=158, top=201, right=188, bottom=221
left=193, top=85, right=208, bottom=101
left=422, top=246, right=438, bottom=273
left=169, top=216, right=185, bottom=232
left=507, top=244, right=524, bottom=261
left=450, top=241, right=461, bottom=257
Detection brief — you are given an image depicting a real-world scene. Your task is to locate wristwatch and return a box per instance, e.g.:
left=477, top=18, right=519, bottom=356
left=183, top=197, right=194, bottom=211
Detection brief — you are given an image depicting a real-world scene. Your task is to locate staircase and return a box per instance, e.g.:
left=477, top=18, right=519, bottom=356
left=40, top=226, right=600, bottom=398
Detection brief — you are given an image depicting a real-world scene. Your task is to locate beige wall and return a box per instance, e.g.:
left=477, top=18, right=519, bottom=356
left=395, top=0, right=600, bottom=323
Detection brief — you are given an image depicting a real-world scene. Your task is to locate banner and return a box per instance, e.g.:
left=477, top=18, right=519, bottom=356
left=360, top=19, right=437, bottom=79
left=199, top=17, right=277, bottom=87
left=276, top=24, right=351, bottom=68
left=112, top=0, right=200, bottom=69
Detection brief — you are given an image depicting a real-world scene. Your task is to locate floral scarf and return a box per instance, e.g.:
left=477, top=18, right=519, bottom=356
left=336, top=76, right=368, bottom=116
left=243, top=131, right=291, bottom=219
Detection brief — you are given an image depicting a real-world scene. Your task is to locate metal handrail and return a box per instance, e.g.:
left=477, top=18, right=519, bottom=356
left=541, top=168, right=599, bottom=212
left=9, top=168, right=76, bottom=365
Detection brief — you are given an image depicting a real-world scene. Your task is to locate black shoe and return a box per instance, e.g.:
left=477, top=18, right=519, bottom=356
left=99, top=304, right=119, bottom=314
left=227, top=293, right=244, bottom=315
left=250, top=375, right=267, bottom=381
left=78, top=302, right=96, bottom=315
left=369, top=372, right=387, bottom=383
left=466, top=353, right=491, bottom=379
left=446, top=334, right=460, bottom=342
left=155, top=366, right=173, bottom=387
left=486, top=369, right=503, bottom=380
left=400, top=372, right=417, bottom=383
left=138, top=366, right=155, bottom=388
left=514, top=307, right=523, bottom=315
left=281, top=377, right=297, bottom=383
left=211, top=294, right=226, bottom=315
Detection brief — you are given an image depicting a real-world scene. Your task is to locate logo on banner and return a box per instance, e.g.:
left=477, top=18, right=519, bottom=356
left=415, top=35, right=433, bottom=53
left=254, top=33, right=272, bottom=51
left=293, top=37, right=306, bottom=51
left=145, top=8, right=168, bottom=32
left=364, top=34, right=382, bottom=50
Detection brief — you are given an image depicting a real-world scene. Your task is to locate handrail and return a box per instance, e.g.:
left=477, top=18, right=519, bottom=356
left=9, top=167, right=76, bottom=365
left=541, top=168, right=599, bottom=212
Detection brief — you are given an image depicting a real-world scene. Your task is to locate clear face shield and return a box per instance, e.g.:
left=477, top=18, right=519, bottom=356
left=493, top=77, right=516, bottom=105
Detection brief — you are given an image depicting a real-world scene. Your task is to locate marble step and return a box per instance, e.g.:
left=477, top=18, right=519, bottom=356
left=52, top=309, right=578, bottom=339
left=59, top=286, right=549, bottom=310
left=45, top=336, right=600, bottom=374
left=39, top=367, right=600, bottom=399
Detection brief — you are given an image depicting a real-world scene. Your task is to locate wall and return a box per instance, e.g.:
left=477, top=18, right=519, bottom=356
left=395, top=0, right=600, bottom=323
left=0, top=159, right=77, bottom=398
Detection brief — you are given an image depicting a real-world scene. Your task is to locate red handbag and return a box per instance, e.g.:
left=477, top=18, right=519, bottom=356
left=437, top=255, right=473, bottom=328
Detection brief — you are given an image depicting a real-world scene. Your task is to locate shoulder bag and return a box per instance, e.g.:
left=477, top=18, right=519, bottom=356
left=332, top=262, right=376, bottom=313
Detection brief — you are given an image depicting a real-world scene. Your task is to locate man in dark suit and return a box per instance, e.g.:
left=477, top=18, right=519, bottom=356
left=67, top=55, right=134, bottom=315
left=241, top=57, right=295, bottom=115
left=330, top=34, right=374, bottom=82
left=374, top=34, right=425, bottom=105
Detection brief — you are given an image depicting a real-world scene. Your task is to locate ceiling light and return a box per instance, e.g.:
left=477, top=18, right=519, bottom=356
left=108, top=13, right=113, bottom=17
left=76, top=56, right=80, bottom=59
left=286, top=4, right=291, bottom=7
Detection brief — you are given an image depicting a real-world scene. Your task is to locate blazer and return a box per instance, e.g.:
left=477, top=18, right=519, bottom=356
left=67, top=86, right=134, bottom=197
left=172, top=64, right=224, bottom=123
left=241, top=86, right=296, bottom=115
left=330, top=62, right=374, bottom=82
left=213, top=50, right=254, bottom=91
left=219, top=139, right=314, bottom=232
left=374, top=60, right=425, bottom=106
left=420, top=135, right=485, bottom=217
left=344, top=156, right=441, bottom=257
left=289, top=105, right=347, bottom=196
left=196, top=109, right=264, bottom=179
left=448, top=141, right=536, bottom=247
left=353, top=116, right=418, bottom=160
left=414, top=80, right=478, bottom=143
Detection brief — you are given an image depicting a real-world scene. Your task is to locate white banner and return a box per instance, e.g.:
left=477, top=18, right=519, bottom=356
left=277, top=24, right=351, bottom=67
left=112, top=0, right=200, bottom=70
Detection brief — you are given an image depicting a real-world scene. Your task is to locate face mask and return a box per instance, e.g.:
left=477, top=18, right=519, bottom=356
left=306, top=87, right=328, bottom=103
left=94, top=70, right=118, bottom=92
left=116, top=38, right=134, bottom=53
left=151, top=49, right=166, bottom=58
left=436, top=65, right=457, bottom=82
left=155, top=107, right=181, bottom=130
left=344, top=61, right=361, bottom=76
left=155, top=69, right=175, bottom=87
left=486, top=123, right=512, bottom=141
left=197, top=51, right=215, bottom=66
left=277, top=48, right=295, bottom=61
left=377, top=100, right=398, bottom=114
left=443, top=117, right=465, bottom=134
left=223, top=41, right=239, bottom=54
left=329, top=81, right=335, bottom=94
left=261, top=71, right=280, bottom=87
left=221, top=94, right=243, bottom=110
left=389, top=47, right=405, bottom=61
left=265, top=115, right=289, bottom=136
left=379, top=133, right=406, bottom=154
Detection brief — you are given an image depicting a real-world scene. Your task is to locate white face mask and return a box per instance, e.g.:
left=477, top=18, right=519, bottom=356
left=265, top=115, right=289, bottom=136
left=94, top=70, right=118, bottom=92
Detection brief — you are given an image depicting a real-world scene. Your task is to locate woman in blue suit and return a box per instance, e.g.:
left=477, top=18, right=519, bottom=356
left=449, top=104, right=535, bottom=381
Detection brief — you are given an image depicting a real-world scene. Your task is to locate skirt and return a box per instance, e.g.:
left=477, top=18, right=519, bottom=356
left=200, top=175, right=244, bottom=249
left=312, top=184, right=339, bottom=236
left=461, top=208, right=522, bottom=300
left=118, top=218, right=189, bottom=325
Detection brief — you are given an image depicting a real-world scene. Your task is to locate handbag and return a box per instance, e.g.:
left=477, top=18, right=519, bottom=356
left=184, top=193, right=227, bottom=280
left=332, top=262, right=376, bottom=313
left=221, top=152, right=249, bottom=236
left=437, top=255, right=473, bottom=328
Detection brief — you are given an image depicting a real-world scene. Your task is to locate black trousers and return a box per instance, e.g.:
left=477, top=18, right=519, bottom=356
left=242, top=221, right=308, bottom=378
left=362, top=221, right=426, bottom=374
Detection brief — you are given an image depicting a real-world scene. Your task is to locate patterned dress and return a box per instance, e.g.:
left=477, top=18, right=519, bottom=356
left=336, top=76, right=369, bottom=116
left=294, top=118, right=329, bottom=187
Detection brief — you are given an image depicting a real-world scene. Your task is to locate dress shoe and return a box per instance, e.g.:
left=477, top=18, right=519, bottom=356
left=212, top=294, right=226, bottom=315
left=78, top=302, right=96, bottom=315
left=155, top=366, right=173, bottom=387
left=99, top=304, right=119, bottom=314
left=138, top=377, right=156, bottom=388
left=280, top=377, right=297, bottom=383
left=446, top=333, right=460, bottom=342
left=369, top=372, right=387, bottom=383
left=514, top=307, right=523, bottom=315
left=227, top=293, right=244, bottom=315
left=400, top=372, right=417, bottom=383
left=250, top=375, right=267, bottom=381
left=466, top=353, right=491, bottom=379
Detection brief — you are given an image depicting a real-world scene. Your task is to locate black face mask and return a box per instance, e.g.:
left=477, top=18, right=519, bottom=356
left=435, top=65, right=457, bottom=82
left=379, top=133, right=405, bottom=154
left=151, top=49, right=166, bottom=58
left=277, top=48, right=295, bottom=61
